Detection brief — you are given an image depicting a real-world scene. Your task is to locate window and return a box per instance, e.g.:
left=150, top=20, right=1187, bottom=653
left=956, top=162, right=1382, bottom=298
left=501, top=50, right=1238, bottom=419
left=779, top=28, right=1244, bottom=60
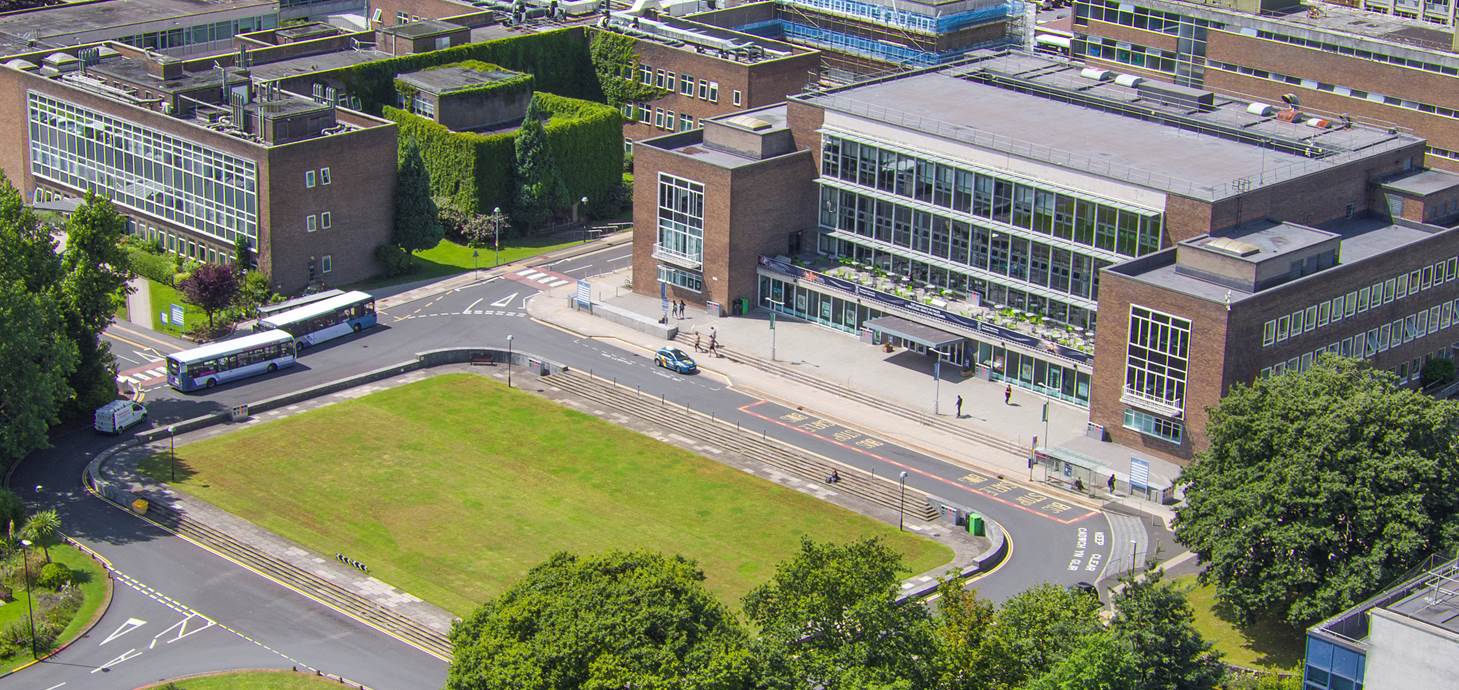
left=1124, top=305, right=1191, bottom=410
left=320, top=211, right=332, bottom=229
left=395, top=11, right=408, bottom=23
left=1278, top=314, right=1290, bottom=341
left=664, top=110, right=675, bottom=130
left=370, top=8, right=382, bottom=22
left=732, top=89, right=742, bottom=106
left=306, top=214, right=317, bottom=232
left=654, top=108, right=665, bottom=128
left=655, top=69, right=665, bottom=88
left=656, top=173, right=704, bottom=263
left=321, top=254, right=332, bottom=274
left=305, top=170, right=316, bottom=188
left=707, top=81, right=719, bottom=103
left=1263, top=320, right=1276, bottom=346
left=639, top=105, right=650, bottom=124
left=679, top=113, right=693, bottom=131
left=680, top=75, right=694, bottom=96
left=639, top=65, right=651, bottom=84
left=698, top=80, right=708, bottom=99
left=657, top=265, right=702, bottom=292
left=320, top=167, right=331, bottom=185
left=665, top=72, right=676, bottom=92
left=1123, top=408, right=1183, bottom=444
left=1305, top=305, right=1318, bottom=332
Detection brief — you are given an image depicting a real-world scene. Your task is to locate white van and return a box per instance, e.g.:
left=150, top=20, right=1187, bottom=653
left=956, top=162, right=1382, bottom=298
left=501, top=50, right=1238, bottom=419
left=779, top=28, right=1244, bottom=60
left=94, top=400, right=147, bottom=434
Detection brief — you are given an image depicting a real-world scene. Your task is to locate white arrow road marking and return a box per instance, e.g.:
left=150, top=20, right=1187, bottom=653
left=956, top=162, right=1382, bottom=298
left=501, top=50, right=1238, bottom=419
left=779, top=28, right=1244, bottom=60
left=90, top=648, right=142, bottom=673
left=519, top=294, right=532, bottom=309
left=462, top=298, right=483, bottom=313
left=153, top=613, right=215, bottom=645
left=101, top=618, right=146, bottom=646
left=490, top=292, right=519, bottom=308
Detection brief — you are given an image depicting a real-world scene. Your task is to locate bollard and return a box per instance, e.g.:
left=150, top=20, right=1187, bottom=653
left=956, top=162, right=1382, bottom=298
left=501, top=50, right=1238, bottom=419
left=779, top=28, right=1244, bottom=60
left=636, top=385, right=641, bottom=396
left=661, top=393, right=665, bottom=407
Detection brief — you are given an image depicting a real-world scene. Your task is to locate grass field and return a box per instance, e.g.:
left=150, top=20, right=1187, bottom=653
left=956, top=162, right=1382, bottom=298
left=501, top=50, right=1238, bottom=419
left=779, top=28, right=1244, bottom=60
left=139, top=670, right=340, bottom=689
left=1176, top=574, right=1304, bottom=673
left=0, top=544, right=110, bottom=675
left=147, top=279, right=206, bottom=338
left=139, top=374, right=952, bottom=615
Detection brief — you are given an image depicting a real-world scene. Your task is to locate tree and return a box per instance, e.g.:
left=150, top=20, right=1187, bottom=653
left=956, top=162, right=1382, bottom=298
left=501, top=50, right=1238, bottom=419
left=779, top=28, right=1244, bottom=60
left=512, top=99, right=568, bottom=231
left=933, top=579, right=995, bottom=689
left=178, top=263, right=239, bottom=331
left=742, top=538, right=939, bottom=689
left=447, top=550, right=760, bottom=690
left=22, top=509, right=60, bottom=563
left=961, top=583, right=1102, bottom=690
left=235, top=269, right=275, bottom=313
left=0, top=177, right=76, bottom=469
left=1023, top=631, right=1139, bottom=690
left=233, top=234, right=252, bottom=271
left=393, top=139, right=443, bottom=253
left=0, top=488, right=23, bottom=534
left=1174, top=355, right=1459, bottom=627
left=1108, top=569, right=1224, bottom=690
left=0, top=281, right=77, bottom=472
left=59, top=192, right=132, bottom=414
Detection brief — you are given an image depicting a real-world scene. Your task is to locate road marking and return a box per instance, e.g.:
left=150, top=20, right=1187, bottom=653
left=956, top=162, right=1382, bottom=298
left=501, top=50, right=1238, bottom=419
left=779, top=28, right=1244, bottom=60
left=514, top=268, right=535, bottom=276
left=490, top=291, right=519, bottom=308
left=101, top=617, right=147, bottom=646
left=147, top=367, right=165, bottom=377
left=154, top=613, right=215, bottom=644
left=108, top=323, right=182, bottom=352
left=547, top=279, right=570, bottom=287
left=520, top=294, right=532, bottom=309
left=463, top=298, right=483, bottom=313
left=90, top=648, right=141, bottom=673
left=521, top=270, right=546, bottom=280
left=114, top=352, right=140, bottom=365
left=45, top=683, right=66, bottom=689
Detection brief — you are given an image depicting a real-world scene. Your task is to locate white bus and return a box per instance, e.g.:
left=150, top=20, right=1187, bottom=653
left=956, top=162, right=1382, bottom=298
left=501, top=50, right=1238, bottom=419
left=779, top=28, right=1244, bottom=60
left=256, top=289, right=344, bottom=320
left=166, top=330, right=298, bottom=392
left=254, top=290, right=377, bottom=348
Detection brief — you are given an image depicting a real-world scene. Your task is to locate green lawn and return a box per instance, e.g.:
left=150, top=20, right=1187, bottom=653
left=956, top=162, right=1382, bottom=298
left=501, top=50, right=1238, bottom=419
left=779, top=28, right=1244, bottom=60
left=1175, top=574, right=1304, bottom=674
left=0, top=543, right=110, bottom=675
left=147, top=279, right=207, bottom=338
left=139, top=374, right=952, bottom=615
left=351, top=237, right=584, bottom=290
left=139, top=670, right=340, bottom=689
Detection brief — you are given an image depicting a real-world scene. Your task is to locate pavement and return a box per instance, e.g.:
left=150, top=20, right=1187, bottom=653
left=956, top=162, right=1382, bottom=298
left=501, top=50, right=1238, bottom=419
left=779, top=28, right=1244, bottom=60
left=528, top=268, right=1178, bottom=526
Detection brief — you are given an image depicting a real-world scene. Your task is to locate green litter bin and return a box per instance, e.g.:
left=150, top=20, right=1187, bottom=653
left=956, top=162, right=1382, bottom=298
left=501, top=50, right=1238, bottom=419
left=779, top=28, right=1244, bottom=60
left=967, top=513, right=985, bottom=537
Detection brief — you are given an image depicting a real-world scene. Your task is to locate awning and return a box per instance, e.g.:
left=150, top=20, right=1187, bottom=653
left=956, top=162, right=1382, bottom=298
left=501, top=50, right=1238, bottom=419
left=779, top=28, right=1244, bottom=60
left=865, top=315, right=964, bottom=349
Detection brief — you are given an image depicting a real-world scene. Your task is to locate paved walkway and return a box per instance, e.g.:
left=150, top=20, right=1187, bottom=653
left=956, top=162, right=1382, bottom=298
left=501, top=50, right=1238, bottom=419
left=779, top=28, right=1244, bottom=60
left=125, top=276, right=152, bottom=328
left=529, top=268, right=1178, bottom=525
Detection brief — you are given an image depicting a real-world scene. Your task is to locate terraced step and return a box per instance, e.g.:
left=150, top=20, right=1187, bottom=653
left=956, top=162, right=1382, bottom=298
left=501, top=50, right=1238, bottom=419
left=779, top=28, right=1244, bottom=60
left=673, top=333, right=1026, bottom=459
left=550, top=371, right=940, bottom=521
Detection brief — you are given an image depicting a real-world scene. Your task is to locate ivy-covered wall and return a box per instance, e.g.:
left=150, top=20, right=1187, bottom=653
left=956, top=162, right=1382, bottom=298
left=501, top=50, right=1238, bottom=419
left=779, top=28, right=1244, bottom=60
left=327, top=27, right=601, bottom=115
left=383, top=93, right=621, bottom=219
left=588, top=29, right=669, bottom=108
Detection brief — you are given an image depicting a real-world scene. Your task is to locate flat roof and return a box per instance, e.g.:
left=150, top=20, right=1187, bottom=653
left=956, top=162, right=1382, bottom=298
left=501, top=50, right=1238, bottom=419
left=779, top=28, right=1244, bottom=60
left=396, top=65, right=522, bottom=94
left=1111, top=216, right=1442, bottom=302
left=379, top=19, right=461, bottom=39
left=1384, top=574, right=1459, bottom=636
left=1381, top=169, right=1459, bottom=197
left=1186, top=220, right=1338, bottom=264
left=1311, top=556, right=1459, bottom=646
left=246, top=48, right=392, bottom=82
left=0, top=0, right=276, bottom=44
left=90, top=56, right=246, bottom=93
left=864, top=315, right=963, bottom=348
left=1266, top=1, right=1454, bottom=52
left=794, top=50, right=1420, bottom=201
left=643, top=104, right=800, bottom=169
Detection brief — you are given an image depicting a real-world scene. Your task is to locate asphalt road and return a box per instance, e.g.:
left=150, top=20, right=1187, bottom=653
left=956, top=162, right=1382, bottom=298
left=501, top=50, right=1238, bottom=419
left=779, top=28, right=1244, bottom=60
left=12, top=243, right=1121, bottom=688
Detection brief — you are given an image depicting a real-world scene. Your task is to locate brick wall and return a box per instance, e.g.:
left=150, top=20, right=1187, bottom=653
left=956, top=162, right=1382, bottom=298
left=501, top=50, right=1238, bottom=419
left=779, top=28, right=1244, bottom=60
left=723, top=149, right=817, bottom=305
left=261, top=119, right=398, bottom=293
left=631, top=138, right=732, bottom=305
left=365, top=0, right=473, bottom=26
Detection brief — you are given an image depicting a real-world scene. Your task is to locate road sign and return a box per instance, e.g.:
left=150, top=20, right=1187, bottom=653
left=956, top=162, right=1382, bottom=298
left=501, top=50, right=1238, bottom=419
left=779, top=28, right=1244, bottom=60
left=170, top=304, right=184, bottom=327
left=769, top=311, right=776, bottom=330
left=1129, top=457, right=1150, bottom=492
left=575, top=279, right=591, bottom=307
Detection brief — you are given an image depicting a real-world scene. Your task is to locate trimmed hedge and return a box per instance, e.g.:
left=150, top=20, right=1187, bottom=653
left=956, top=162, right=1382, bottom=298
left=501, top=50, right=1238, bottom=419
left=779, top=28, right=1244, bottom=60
left=385, top=93, right=620, bottom=220
left=328, top=28, right=600, bottom=115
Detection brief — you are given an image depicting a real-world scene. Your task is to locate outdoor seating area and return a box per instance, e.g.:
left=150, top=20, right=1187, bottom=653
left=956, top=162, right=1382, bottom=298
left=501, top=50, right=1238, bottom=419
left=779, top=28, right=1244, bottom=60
left=812, top=257, right=1096, bottom=355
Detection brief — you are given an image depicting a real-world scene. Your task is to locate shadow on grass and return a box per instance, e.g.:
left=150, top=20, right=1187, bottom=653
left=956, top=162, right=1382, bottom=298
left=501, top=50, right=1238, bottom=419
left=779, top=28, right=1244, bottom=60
left=1178, top=575, right=1305, bottom=672
left=137, top=452, right=202, bottom=485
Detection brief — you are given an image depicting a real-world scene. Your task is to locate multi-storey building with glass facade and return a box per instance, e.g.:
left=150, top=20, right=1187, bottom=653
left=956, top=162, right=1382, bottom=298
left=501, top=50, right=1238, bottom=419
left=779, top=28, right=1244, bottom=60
left=0, top=42, right=398, bottom=292
left=633, top=48, right=1430, bottom=461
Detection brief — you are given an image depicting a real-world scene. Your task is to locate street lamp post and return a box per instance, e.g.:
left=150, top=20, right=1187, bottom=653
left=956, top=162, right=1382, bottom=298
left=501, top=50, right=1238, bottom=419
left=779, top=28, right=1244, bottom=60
left=898, top=471, right=908, bottom=531
left=1131, top=539, right=1138, bottom=573
left=492, top=206, right=503, bottom=267
left=19, top=539, right=36, bottom=659
left=473, top=248, right=480, bottom=279
left=578, top=196, right=589, bottom=239
left=168, top=425, right=177, bottom=481
left=506, top=335, right=514, bottom=388
left=933, top=349, right=943, bottom=415
left=767, top=299, right=782, bottom=361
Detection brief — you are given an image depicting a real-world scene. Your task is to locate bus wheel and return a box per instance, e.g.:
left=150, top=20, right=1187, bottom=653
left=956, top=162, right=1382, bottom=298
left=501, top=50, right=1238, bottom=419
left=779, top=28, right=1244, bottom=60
left=352, top=323, right=362, bottom=333
left=267, top=363, right=278, bottom=373
left=206, top=378, right=217, bottom=389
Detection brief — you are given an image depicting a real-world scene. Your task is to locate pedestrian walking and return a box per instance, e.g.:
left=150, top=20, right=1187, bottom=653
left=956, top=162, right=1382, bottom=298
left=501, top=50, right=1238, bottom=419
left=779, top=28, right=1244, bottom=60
left=679, top=300, right=687, bottom=318
left=1107, top=473, right=1117, bottom=494
left=693, top=332, right=703, bottom=352
left=1003, top=384, right=1012, bottom=405
left=955, top=395, right=963, bottom=418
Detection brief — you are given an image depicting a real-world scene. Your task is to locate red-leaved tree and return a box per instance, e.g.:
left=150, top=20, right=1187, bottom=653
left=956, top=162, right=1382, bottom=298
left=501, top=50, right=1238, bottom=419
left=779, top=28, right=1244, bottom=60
left=178, top=263, right=239, bottom=331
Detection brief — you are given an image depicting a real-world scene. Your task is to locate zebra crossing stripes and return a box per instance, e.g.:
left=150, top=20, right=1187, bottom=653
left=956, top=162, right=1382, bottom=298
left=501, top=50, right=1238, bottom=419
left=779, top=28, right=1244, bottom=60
left=116, top=366, right=168, bottom=388
left=513, top=267, right=572, bottom=287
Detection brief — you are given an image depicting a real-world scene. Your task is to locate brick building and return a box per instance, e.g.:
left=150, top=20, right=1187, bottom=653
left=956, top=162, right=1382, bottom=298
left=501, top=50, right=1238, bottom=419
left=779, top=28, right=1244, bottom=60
left=0, top=42, right=398, bottom=292
left=599, top=14, right=820, bottom=145
left=632, top=48, right=1449, bottom=467
left=1071, top=0, right=1459, bottom=171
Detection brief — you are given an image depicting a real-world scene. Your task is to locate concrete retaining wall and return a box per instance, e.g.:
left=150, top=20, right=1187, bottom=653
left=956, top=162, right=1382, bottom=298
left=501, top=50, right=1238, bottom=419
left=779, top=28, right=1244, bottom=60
left=571, top=297, right=678, bottom=340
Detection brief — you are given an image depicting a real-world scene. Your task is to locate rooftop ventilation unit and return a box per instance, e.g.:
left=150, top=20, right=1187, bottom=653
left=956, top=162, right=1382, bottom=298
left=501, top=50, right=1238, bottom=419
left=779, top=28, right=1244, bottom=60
left=1113, top=73, right=1142, bottom=88
left=1246, top=102, right=1275, bottom=116
left=1205, top=237, right=1260, bottom=257
left=1078, top=67, right=1112, bottom=81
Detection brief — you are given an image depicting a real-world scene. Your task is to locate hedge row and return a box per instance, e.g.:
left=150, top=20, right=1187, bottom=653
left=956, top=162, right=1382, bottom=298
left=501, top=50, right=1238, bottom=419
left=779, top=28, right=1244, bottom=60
left=329, top=27, right=601, bottom=115
left=384, top=93, right=621, bottom=218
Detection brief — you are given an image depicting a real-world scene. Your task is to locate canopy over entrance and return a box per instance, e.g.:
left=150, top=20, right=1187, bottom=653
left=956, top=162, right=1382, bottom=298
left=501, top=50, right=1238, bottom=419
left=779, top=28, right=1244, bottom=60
left=865, top=315, right=963, bottom=350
